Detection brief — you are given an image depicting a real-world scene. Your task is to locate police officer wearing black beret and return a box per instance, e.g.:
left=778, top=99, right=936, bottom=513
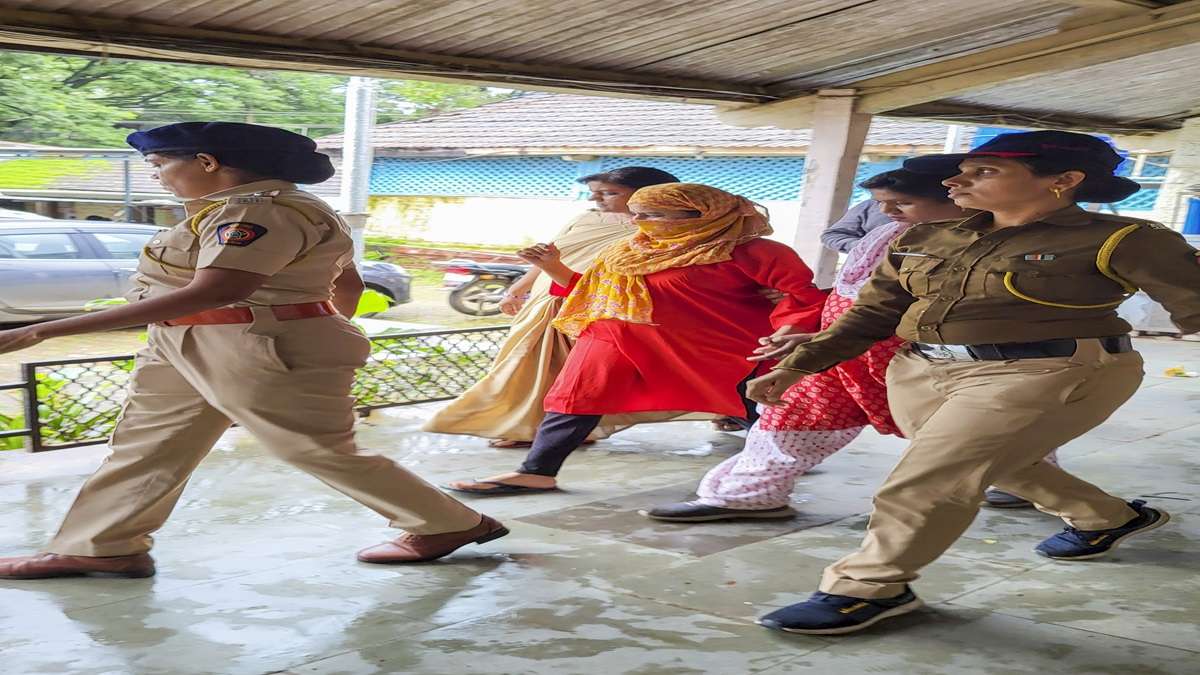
left=747, top=130, right=1200, bottom=635
left=0, top=122, right=508, bottom=579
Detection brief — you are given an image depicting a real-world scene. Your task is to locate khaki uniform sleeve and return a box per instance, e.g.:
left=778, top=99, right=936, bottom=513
left=1109, top=224, right=1200, bottom=334
left=195, top=198, right=318, bottom=276
left=775, top=240, right=916, bottom=373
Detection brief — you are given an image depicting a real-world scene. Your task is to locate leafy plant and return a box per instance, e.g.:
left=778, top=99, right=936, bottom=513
left=0, top=412, right=26, bottom=450
left=0, top=51, right=511, bottom=147
left=34, top=361, right=134, bottom=446
left=84, top=297, right=128, bottom=311
left=354, top=289, right=392, bottom=318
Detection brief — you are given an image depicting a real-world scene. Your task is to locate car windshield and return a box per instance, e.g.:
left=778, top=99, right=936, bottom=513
left=93, top=231, right=155, bottom=259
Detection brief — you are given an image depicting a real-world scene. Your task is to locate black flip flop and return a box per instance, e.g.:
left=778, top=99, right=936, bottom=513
left=487, top=440, right=533, bottom=449
left=443, top=480, right=560, bottom=496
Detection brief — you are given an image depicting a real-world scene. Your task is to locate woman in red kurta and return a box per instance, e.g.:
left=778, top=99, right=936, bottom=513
left=446, top=183, right=827, bottom=495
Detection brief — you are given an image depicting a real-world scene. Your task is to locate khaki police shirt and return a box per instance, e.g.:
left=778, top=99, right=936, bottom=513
left=777, top=206, right=1200, bottom=374
left=131, top=179, right=354, bottom=305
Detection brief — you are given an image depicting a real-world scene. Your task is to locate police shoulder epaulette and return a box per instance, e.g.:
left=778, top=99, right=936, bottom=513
left=227, top=195, right=272, bottom=205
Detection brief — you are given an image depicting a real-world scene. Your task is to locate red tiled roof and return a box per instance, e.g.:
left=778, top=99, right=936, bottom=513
left=319, top=92, right=966, bottom=153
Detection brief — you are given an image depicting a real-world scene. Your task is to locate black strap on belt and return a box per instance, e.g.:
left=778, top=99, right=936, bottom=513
left=916, top=335, right=1132, bottom=361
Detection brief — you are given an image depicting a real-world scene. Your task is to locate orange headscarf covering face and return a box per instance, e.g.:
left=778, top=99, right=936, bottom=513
left=552, top=183, right=772, bottom=337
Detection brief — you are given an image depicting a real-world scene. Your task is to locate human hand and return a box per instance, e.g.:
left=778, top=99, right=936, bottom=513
left=758, top=287, right=786, bottom=304
left=499, top=292, right=528, bottom=316
left=745, top=369, right=805, bottom=406
left=747, top=326, right=815, bottom=362
left=516, top=243, right=562, bottom=268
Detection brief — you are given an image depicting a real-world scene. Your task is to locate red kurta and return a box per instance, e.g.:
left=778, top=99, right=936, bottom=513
left=544, top=238, right=827, bottom=417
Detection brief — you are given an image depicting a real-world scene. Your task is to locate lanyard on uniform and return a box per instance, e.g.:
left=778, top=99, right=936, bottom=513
left=139, top=200, right=227, bottom=273
left=1003, top=224, right=1140, bottom=309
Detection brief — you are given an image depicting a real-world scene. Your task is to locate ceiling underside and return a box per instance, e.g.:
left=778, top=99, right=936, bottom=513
left=0, top=0, right=1194, bottom=134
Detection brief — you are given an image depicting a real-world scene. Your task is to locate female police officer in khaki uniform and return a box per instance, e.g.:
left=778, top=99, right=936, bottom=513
left=744, top=130, right=1200, bottom=635
left=0, top=122, right=507, bottom=579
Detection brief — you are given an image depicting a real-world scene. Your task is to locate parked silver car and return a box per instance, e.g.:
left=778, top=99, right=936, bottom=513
left=0, top=207, right=50, bottom=221
left=0, top=219, right=412, bottom=323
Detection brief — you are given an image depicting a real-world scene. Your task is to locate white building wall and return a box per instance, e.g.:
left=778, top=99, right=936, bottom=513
left=366, top=196, right=805, bottom=250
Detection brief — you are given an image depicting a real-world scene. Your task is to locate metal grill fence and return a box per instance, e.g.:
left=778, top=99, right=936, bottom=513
left=368, top=154, right=1165, bottom=211
left=0, top=326, right=510, bottom=453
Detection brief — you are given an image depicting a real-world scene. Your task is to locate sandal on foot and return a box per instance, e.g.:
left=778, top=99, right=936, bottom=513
left=487, top=440, right=594, bottom=449
left=487, top=439, right=533, bottom=449
left=443, top=480, right=560, bottom=496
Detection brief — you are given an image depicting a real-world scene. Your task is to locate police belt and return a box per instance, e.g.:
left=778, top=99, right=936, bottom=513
left=160, top=301, right=337, bottom=326
left=911, top=335, right=1132, bottom=361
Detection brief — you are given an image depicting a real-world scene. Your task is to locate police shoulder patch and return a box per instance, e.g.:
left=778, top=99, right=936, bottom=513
left=216, top=222, right=268, bottom=246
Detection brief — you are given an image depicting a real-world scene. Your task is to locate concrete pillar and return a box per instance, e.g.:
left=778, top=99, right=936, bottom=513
left=339, top=76, right=378, bottom=263
left=943, top=124, right=966, bottom=153
left=1150, top=116, right=1200, bottom=230
left=341, top=212, right=368, bottom=262
left=792, top=90, right=872, bottom=287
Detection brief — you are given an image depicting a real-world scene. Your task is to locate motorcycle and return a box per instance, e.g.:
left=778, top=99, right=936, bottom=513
left=439, top=258, right=530, bottom=316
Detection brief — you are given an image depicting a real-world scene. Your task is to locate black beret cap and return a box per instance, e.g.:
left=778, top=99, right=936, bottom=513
left=127, top=122, right=335, bottom=184
left=904, top=130, right=1139, bottom=203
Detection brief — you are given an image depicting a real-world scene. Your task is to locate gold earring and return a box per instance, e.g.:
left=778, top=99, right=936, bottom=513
left=1051, top=187, right=1063, bottom=199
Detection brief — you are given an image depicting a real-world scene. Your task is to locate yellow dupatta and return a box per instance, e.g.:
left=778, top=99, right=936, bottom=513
left=552, top=183, right=772, bottom=337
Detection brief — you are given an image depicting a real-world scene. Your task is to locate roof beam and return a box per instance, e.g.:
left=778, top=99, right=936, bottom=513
left=1055, top=0, right=1166, bottom=29
left=1059, top=0, right=1169, bottom=10
left=881, top=102, right=1179, bottom=136
left=0, top=7, right=770, bottom=105
left=720, top=0, right=1200, bottom=129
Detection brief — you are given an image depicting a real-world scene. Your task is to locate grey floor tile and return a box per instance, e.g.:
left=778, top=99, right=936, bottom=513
left=288, top=593, right=823, bottom=675
left=762, top=607, right=1199, bottom=674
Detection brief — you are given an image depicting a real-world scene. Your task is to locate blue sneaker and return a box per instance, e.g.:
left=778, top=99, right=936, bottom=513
left=1035, top=500, right=1169, bottom=561
left=757, top=587, right=923, bottom=635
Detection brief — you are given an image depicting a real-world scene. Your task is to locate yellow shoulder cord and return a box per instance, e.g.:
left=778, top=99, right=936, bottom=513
left=186, top=201, right=227, bottom=235
left=139, top=200, right=228, bottom=273
left=1002, top=223, right=1141, bottom=309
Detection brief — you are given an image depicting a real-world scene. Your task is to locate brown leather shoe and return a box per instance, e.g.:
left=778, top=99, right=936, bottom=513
left=356, top=515, right=509, bottom=564
left=0, top=553, right=156, bottom=579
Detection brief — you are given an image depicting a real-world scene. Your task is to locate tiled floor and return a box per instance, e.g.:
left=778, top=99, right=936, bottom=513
left=1, top=337, right=1197, bottom=674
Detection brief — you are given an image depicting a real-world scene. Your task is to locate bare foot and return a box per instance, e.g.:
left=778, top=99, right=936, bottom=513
left=446, top=472, right=558, bottom=491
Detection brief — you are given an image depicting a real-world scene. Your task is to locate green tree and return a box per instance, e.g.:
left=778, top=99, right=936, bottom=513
left=0, top=52, right=511, bottom=147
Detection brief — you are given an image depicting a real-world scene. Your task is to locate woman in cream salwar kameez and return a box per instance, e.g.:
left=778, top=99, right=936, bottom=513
left=423, top=167, right=683, bottom=447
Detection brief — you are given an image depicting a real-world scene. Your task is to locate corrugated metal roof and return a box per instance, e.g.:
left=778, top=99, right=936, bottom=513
left=319, top=92, right=963, bottom=153
left=0, top=1, right=1192, bottom=132
left=0, top=0, right=1073, bottom=89
left=929, top=42, right=1200, bottom=129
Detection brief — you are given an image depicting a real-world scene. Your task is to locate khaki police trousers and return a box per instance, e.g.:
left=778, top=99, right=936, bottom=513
left=820, top=338, right=1144, bottom=599
left=48, top=311, right=481, bottom=557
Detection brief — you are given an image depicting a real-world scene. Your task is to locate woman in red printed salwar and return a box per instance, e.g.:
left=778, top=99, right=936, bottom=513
left=643, top=170, right=970, bottom=521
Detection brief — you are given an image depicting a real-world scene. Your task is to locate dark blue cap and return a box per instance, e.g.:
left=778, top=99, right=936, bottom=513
left=904, top=130, right=1139, bottom=203
left=127, top=122, right=335, bottom=184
